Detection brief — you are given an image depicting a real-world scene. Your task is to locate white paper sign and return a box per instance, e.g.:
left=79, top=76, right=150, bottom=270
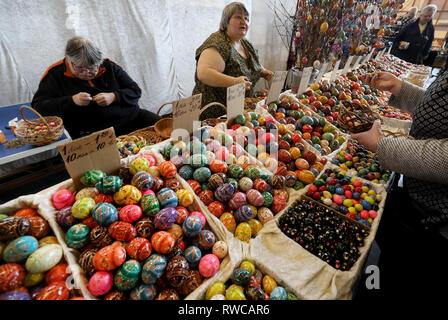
left=364, top=50, right=374, bottom=64
left=173, top=94, right=202, bottom=134
left=226, top=82, right=245, bottom=121
left=298, top=67, right=313, bottom=94
left=342, top=56, right=354, bottom=75
left=352, top=56, right=363, bottom=70
left=375, top=48, right=386, bottom=61
left=330, top=60, right=341, bottom=82
left=315, top=62, right=329, bottom=83
left=387, top=46, right=392, bottom=55
left=266, top=71, right=288, bottom=104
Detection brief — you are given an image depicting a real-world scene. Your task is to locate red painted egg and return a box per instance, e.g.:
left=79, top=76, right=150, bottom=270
left=108, top=221, right=137, bottom=242
left=0, top=263, right=26, bottom=292
left=126, top=237, right=152, bottom=261
left=82, top=216, right=99, bottom=230
left=175, top=206, right=189, bottom=224
left=35, top=281, right=69, bottom=300
left=209, top=160, right=228, bottom=173
left=92, top=245, right=126, bottom=271
left=26, top=216, right=50, bottom=239
left=14, top=208, right=39, bottom=218
left=208, top=201, right=225, bottom=218
left=151, top=231, right=175, bottom=254
left=198, top=190, right=214, bottom=206
left=187, top=180, right=202, bottom=195
left=45, top=263, right=70, bottom=284
left=159, top=161, right=177, bottom=178
left=94, top=193, right=114, bottom=204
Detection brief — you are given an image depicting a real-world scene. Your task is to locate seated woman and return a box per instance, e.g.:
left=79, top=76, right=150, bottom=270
left=193, top=2, right=274, bottom=120
left=32, top=36, right=161, bottom=139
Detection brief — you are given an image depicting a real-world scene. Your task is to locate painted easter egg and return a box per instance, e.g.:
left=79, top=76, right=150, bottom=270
left=141, top=254, right=167, bottom=284
left=148, top=166, right=160, bottom=178
left=89, top=226, right=112, bottom=248
left=238, top=177, right=253, bottom=192
left=38, top=236, right=59, bottom=248
left=23, top=272, right=45, bottom=287
left=175, top=206, right=189, bottom=224
left=151, top=231, right=175, bottom=254
left=95, top=176, right=123, bottom=194
left=248, top=219, right=262, bottom=236
left=35, top=281, right=69, bottom=300
left=0, top=287, right=31, bottom=300
left=182, top=215, right=202, bottom=237
left=75, top=187, right=98, bottom=200
left=126, top=237, right=152, bottom=261
left=45, top=263, right=70, bottom=284
left=3, top=236, right=38, bottom=263
left=154, top=207, right=178, bottom=230
left=26, top=216, right=50, bottom=239
left=135, top=217, right=155, bottom=238
left=195, top=230, right=216, bottom=251
left=72, top=197, right=96, bottom=219
left=183, top=245, right=202, bottom=268
left=108, top=221, right=137, bottom=242
left=176, top=189, right=194, bottom=207
left=272, top=195, right=287, bottom=213
left=212, top=241, right=228, bottom=259
left=88, top=271, right=113, bottom=296
left=262, top=191, right=274, bottom=207
left=262, top=275, right=277, bottom=294
left=178, top=270, right=203, bottom=296
left=257, top=207, right=274, bottom=224
left=245, top=166, right=262, bottom=180
left=93, top=244, right=127, bottom=271
left=209, top=160, right=228, bottom=173
left=228, top=192, right=246, bottom=210
left=91, top=202, right=118, bottom=227
left=198, top=254, right=220, bottom=278
left=114, top=185, right=142, bottom=206
left=155, top=288, right=180, bottom=300
left=240, top=260, right=256, bottom=275
left=234, top=205, right=255, bottom=223
left=52, top=189, right=75, bottom=210
left=207, top=173, right=226, bottom=190
left=0, top=216, right=31, bottom=241
left=232, top=267, right=252, bottom=286
left=214, top=183, right=235, bottom=202
left=166, top=255, right=190, bottom=287
left=25, top=244, right=63, bottom=273
left=13, top=208, right=38, bottom=218
left=178, top=165, right=193, bottom=180
left=80, top=170, right=107, bottom=187
left=0, top=263, right=26, bottom=293
left=219, top=212, right=236, bottom=234
left=131, top=171, right=154, bottom=191
left=193, top=167, right=212, bottom=184
left=206, top=281, right=226, bottom=300
left=118, top=205, right=142, bottom=223
left=159, top=161, right=177, bottom=179
left=56, top=207, right=76, bottom=229
left=253, top=178, right=269, bottom=193
left=246, top=189, right=265, bottom=207
left=157, top=188, right=178, bottom=208
left=164, top=178, right=180, bottom=191
left=130, top=284, right=156, bottom=300
left=198, top=190, right=214, bottom=206
left=187, top=179, right=202, bottom=195
left=151, top=176, right=164, bottom=192
left=140, top=194, right=160, bottom=216
left=78, top=248, right=98, bottom=277
left=270, top=286, right=287, bottom=300
left=226, top=284, right=246, bottom=300
left=235, top=222, right=252, bottom=242
left=167, top=223, right=183, bottom=243
left=129, top=157, right=150, bottom=175
left=114, top=259, right=141, bottom=291
left=104, top=290, right=126, bottom=300
left=228, top=164, right=244, bottom=179
left=189, top=154, right=208, bottom=168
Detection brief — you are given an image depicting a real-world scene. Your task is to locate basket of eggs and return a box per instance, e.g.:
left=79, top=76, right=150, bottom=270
left=337, top=100, right=380, bottom=133
left=14, top=105, right=64, bottom=146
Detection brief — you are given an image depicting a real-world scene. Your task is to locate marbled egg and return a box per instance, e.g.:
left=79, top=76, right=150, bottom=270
left=75, top=187, right=98, bottom=200
left=52, top=189, right=75, bottom=209
left=78, top=248, right=98, bottom=277
left=108, top=221, right=137, bottom=242
left=235, top=222, right=252, bottom=242
left=198, top=254, right=220, bottom=278
left=135, top=217, right=155, bottom=238
left=25, top=244, right=63, bottom=273
left=88, top=271, right=113, bottom=296
left=159, top=161, right=177, bottom=178
left=183, top=245, right=202, bottom=267
left=0, top=216, right=31, bottom=241
left=140, top=194, right=160, bottom=216
left=157, top=188, right=179, bottom=208
left=141, top=254, right=167, bottom=284
left=89, top=226, right=113, bottom=247
left=0, top=263, right=26, bottom=292
left=35, top=281, right=69, bottom=300
left=130, top=283, right=156, bottom=300
left=26, top=216, right=50, bottom=239
left=232, top=267, right=252, bottom=285
left=176, top=189, right=194, bottom=207
left=131, top=171, right=154, bottom=191
left=56, top=207, right=76, bottom=229
left=118, top=205, right=142, bottom=223
left=91, top=202, right=118, bottom=227
left=257, top=207, right=274, bottom=224
left=0, top=287, right=31, bottom=300
left=182, top=215, right=202, bottom=237
left=205, top=281, right=225, bottom=300
left=270, top=286, right=287, bottom=300
left=212, top=241, right=228, bottom=259
left=114, top=185, right=142, bottom=206
left=114, top=259, right=141, bottom=291
left=166, top=255, right=190, bottom=287
left=214, top=183, right=235, bottom=202
left=2, top=235, right=38, bottom=263
left=126, top=237, right=152, bottom=261
left=219, top=212, right=236, bottom=234
left=196, top=230, right=216, bottom=251
left=151, top=231, right=175, bottom=254
left=80, top=170, right=107, bottom=187
left=93, top=244, right=126, bottom=271
left=72, top=197, right=96, bottom=219
left=129, top=157, right=150, bottom=175
left=95, top=176, right=123, bottom=194
left=234, top=206, right=255, bottom=223
left=154, top=208, right=178, bottom=230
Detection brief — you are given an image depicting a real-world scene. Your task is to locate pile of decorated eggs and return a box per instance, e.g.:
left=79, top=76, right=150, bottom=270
left=17, top=121, right=58, bottom=136
left=279, top=199, right=369, bottom=271
left=54, top=165, right=226, bottom=300
left=331, top=140, right=391, bottom=184
left=205, top=260, right=297, bottom=300
left=0, top=208, right=81, bottom=300
left=305, top=168, right=382, bottom=227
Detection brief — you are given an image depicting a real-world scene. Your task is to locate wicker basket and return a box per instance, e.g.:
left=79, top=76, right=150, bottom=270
left=127, top=126, right=165, bottom=145
left=337, top=100, right=380, bottom=133
left=14, top=105, right=64, bottom=146
left=200, top=102, right=227, bottom=127
left=154, top=102, right=175, bottom=138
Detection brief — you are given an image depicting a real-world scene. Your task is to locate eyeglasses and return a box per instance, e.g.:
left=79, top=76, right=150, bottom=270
left=69, top=60, right=99, bottom=73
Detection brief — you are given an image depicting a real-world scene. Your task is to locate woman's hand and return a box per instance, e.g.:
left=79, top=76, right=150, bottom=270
left=359, top=72, right=402, bottom=96
left=93, top=92, right=116, bottom=106
left=72, top=92, right=92, bottom=106
left=350, top=120, right=384, bottom=153
left=235, top=76, right=252, bottom=91
left=261, top=68, right=274, bottom=81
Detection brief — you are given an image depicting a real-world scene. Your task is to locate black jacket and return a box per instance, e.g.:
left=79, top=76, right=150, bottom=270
left=32, top=58, right=141, bottom=138
left=392, top=19, right=434, bottom=64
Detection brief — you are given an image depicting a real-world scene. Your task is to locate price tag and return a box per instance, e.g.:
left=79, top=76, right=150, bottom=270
left=265, top=71, right=288, bottom=104
left=364, top=50, right=374, bottom=64
left=375, top=48, right=386, bottom=61
left=226, top=82, right=245, bottom=121
left=315, top=62, right=329, bottom=83
left=352, top=56, right=363, bottom=70
left=57, top=127, right=120, bottom=190
left=172, top=94, right=202, bottom=134
left=330, top=59, right=341, bottom=82
left=341, top=56, right=354, bottom=75
left=387, top=46, right=392, bottom=55
left=298, top=67, right=313, bottom=94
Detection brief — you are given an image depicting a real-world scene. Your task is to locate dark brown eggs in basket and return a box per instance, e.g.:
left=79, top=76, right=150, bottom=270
left=337, top=100, right=379, bottom=133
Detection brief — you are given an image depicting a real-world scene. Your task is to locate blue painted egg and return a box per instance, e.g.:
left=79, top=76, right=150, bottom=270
left=141, top=254, right=167, bottom=284
left=234, top=206, right=255, bottom=223
left=178, top=165, right=194, bottom=180
left=0, top=288, right=31, bottom=300
left=130, top=284, right=157, bottom=300
left=154, top=208, right=178, bottom=230
left=140, top=194, right=160, bottom=216
left=131, top=171, right=154, bottom=191
left=193, top=167, right=212, bottom=183
left=91, top=202, right=118, bottom=227
left=3, top=236, right=38, bottom=263
left=95, top=176, right=123, bottom=194
left=182, top=215, right=203, bottom=237
left=157, top=188, right=178, bottom=208
left=65, top=224, right=90, bottom=249
left=214, top=183, right=235, bottom=202
left=335, top=187, right=345, bottom=195
left=270, top=286, right=287, bottom=300
left=361, top=199, right=372, bottom=210
left=56, top=207, right=76, bottom=229
left=183, top=246, right=202, bottom=268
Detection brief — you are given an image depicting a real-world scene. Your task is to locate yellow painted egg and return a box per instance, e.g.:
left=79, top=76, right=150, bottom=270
left=235, top=222, right=252, bottom=243
left=240, top=260, right=256, bottom=275
left=225, top=284, right=246, bottom=300
left=262, top=275, right=277, bottom=294
left=206, top=281, right=226, bottom=300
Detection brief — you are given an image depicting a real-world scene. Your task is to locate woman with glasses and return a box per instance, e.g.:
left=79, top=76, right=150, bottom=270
left=32, top=36, right=160, bottom=139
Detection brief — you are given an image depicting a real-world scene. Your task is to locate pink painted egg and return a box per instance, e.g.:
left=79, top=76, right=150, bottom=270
left=142, top=189, right=156, bottom=197
left=198, top=254, right=220, bottom=278
left=118, top=205, right=142, bottom=223
left=229, top=191, right=247, bottom=210
left=52, top=189, right=75, bottom=210
left=137, top=154, right=156, bottom=167
left=188, top=211, right=206, bottom=228
left=88, top=271, right=113, bottom=296
left=246, top=189, right=265, bottom=207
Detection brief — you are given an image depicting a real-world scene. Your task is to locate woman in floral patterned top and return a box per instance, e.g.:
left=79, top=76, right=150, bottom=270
left=193, top=2, right=274, bottom=120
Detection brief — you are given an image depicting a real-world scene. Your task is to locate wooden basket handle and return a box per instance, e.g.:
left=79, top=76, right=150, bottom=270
left=157, top=101, right=175, bottom=116
left=19, top=105, right=52, bottom=130
left=200, top=102, right=227, bottom=115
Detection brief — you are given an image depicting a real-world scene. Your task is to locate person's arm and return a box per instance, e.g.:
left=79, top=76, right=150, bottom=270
left=261, top=66, right=274, bottom=81
left=196, top=47, right=251, bottom=90
left=107, top=61, right=142, bottom=107
left=388, top=80, right=426, bottom=114
left=376, top=137, right=448, bottom=184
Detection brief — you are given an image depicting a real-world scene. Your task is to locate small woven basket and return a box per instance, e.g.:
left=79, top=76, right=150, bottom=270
left=200, top=102, right=227, bottom=127
left=154, top=102, right=174, bottom=138
left=14, top=105, right=64, bottom=146
left=337, top=100, right=380, bottom=133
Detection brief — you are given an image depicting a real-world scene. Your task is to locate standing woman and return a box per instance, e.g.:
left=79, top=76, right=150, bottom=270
left=193, top=2, right=274, bottom=120
left=391, top=4, right=437, bottom=64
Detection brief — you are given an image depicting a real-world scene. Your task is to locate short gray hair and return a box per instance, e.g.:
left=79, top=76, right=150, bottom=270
left=65, top=36, right=103, bottom=67
left=408, top=7, right=418, bottom=18
left=219, top=2, right=249, bottom=32
left=421, top=4, right=437, bottom=17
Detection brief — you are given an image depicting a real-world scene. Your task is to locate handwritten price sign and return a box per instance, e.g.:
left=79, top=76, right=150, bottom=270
left=173, top=94, right=202, bottom=134
left=226, top=82, right=245, bottom=121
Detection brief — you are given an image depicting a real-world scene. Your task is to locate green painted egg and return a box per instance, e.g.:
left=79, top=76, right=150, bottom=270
left=114, top=259, right=141, bottom=291
left=228, top=164, right=244, bottom=179
left=262, top=192, right=273, bottom=207
left=80, top=170, right=107, bottom=187
left=72, top=197, right=96, bottom=219
left=65, top=223, right=90, bottom=249
left=245, top=166, right=262, bottom=180
left=232, top=268, right=252, bottom=285
left=95, top=176, right=123, bottom=194
left=226, top=284, right=246, bottom=300
left=140, top=194, right=160, bottom=216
